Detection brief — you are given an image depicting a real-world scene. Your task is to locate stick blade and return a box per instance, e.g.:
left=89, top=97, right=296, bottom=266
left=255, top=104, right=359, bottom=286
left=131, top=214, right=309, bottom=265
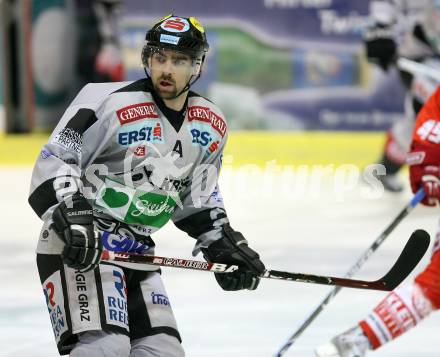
left=380, top=229, right=430, bottom=290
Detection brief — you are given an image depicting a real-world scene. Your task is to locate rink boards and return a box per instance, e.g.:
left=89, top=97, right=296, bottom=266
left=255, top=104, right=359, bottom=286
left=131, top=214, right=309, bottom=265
left=0, top=131, right=386, bottom=168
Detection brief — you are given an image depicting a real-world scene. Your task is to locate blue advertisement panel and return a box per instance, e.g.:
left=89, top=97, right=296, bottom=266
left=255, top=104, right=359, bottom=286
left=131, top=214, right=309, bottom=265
left=0, top=1, right=408, bottom=131
left=123, top=1, right=405, bottom=130
left=0, top=1, right=406, bottom=131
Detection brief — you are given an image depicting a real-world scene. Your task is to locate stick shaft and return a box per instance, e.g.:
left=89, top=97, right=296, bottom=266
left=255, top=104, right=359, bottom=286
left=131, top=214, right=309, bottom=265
left=274, top=188, right=425, bottom=356
left=102, top=251, right=240, bottom=273
left=397, top=58, right=440, bottom=82
left=102, top=217, right=427, bottom=294
left=101, top=251, right=394, bottom=290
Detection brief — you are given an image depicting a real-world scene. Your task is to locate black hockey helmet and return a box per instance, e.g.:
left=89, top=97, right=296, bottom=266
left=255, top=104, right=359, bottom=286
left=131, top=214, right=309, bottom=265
left=142, top=14, right=209, bottom=67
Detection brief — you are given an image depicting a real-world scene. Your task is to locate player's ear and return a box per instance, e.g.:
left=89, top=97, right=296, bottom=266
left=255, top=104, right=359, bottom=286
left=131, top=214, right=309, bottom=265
left=192, top=58, right=203, bottom=76
left=192, top=64, right=201, bottom=76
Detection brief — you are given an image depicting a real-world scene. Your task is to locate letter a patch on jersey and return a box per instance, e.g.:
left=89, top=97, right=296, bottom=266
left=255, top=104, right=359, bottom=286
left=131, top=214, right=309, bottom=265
left=173, top=140, right=183, bottom=157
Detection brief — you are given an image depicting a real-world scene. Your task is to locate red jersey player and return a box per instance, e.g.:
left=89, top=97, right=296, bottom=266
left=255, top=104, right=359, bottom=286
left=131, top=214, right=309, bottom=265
left=315, top=85, right=440, bottom=357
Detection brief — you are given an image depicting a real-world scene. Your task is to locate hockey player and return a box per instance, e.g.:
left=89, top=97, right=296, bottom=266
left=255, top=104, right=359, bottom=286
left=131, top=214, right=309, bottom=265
left=77, top=0, right=125, bottom=84
left=365, top=0, right=440, bottom=192
left=315, top=80, right=440, bottom=357
left=28, top=15, right=265, bottom=356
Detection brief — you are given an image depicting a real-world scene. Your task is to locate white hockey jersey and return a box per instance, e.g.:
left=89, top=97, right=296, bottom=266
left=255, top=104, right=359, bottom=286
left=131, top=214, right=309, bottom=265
left=29, top=79, right=230, bottom=258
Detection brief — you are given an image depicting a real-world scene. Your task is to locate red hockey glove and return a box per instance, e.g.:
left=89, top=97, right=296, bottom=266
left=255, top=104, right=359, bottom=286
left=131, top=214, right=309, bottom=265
left=410, top=165, right=440, bottom=206
left=408, top=141, right=440, bottom=206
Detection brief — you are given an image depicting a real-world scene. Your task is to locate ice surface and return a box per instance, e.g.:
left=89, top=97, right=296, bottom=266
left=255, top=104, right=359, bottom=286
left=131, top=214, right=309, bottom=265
left=0, top=167, right=438, bottom=356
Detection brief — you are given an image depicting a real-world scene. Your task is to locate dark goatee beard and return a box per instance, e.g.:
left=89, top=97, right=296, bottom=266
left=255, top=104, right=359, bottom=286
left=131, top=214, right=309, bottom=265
left=157, top=88, right=178, bottom=99
left=154, top=79, right=178, bottom=99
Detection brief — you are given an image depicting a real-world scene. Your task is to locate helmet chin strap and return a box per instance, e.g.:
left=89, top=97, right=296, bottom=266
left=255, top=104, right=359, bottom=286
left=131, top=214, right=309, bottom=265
left=143, top=64, right=202, bottom=100
left=173, top=72, right=201, bottom=99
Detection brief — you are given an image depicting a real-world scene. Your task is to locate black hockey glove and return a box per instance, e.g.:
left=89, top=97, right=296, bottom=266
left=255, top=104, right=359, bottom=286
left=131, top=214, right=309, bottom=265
left=52, top=193, right=103, bottom=272
left=201, top=225, right=265, bottom=291
left=364, top=23, right=396, bottom=71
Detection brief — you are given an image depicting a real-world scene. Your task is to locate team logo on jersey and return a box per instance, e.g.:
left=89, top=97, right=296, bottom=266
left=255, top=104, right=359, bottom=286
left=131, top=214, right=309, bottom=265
left=40, top=148, right=54, bottom=159
left=113, top=270, right=128, bottom=299
left=95, top=176, right=181, bottom=228
left=208, top=140, right=220, bottom=154
left=151, top=292, right=170, bottom=306
left=131, top=145, right=146, bottom=157
left=52, top=127, right=82, bottom=153
left=43, top=272, right=68, bottom=341
left=116, top=102, right=158, bottom=126
left=101, top=231, right=150, bottom=254
left=210, top=186, right=223, bottom=203
left=190, top=128, right=211, bottom=146
left=416, top=119, right=440, bottom=144
left=189, top=127, right=221, bottom=154
left=118, top=122, right=163, bottom=146
left=187, top=106, right=227, bottom=138
left=160, top=17, right=190, bottom=33
left=102, top=266, right=128, bottom=328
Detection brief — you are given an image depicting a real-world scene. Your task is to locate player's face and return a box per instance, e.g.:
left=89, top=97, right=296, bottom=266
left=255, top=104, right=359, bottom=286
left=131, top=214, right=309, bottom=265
left=149, top=49, right=196, bottom=99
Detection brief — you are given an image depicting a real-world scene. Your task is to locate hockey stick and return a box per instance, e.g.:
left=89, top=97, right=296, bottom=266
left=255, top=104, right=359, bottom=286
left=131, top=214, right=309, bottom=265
left=275, top=188, right=426, bottom=357
left=397, top=58, right=440, bottom=82
left=101, top=228, right=429, bottom=291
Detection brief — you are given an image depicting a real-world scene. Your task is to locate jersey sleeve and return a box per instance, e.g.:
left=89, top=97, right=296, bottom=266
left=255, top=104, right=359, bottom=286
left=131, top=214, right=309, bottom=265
left=28, top=87, right=113, bottom=221
left=409, top=85, right=440, bottom=166
left=172, top=123, right=229, bottom=256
